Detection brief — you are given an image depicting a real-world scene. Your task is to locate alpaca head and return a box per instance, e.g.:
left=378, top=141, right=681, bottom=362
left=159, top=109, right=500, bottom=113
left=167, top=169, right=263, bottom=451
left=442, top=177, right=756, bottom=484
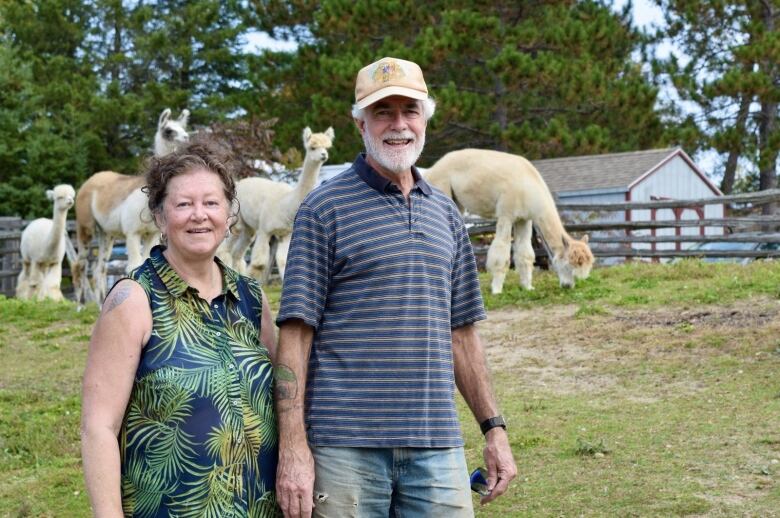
left=302, top=126, right=335, bottom=164
left=154, top=108, right=190, bottom=157
left=552, top=234, right=594, bottom=289
left=46, top=184, right=76, bottom=212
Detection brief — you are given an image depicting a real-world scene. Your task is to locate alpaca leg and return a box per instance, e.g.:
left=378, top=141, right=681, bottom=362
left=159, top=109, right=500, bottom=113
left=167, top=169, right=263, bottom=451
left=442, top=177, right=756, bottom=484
left=228, top=223, right=253, bottom=275
left=247, top=233, right=271, bottom=282
left=15, top=262, right=31, bottom=299
left=512, top=219, right=536, bottom=290
left=125, top=232, right=144, bottom=272
left=94, top=235, right=114, bottom=303
left=43, top=262, right=64, bottom=301
left=72, top=245, right=89, bottom=304
left=275, top=234, right=292, bottom=280
left=26, top=262, right=44, bottom=300
left=486, top=218, right=513, bottom=294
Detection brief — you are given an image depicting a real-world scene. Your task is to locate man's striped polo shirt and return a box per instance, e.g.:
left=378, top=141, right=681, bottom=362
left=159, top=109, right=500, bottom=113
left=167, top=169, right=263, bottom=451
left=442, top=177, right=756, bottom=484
left=276, top=153, right=486, bottom=448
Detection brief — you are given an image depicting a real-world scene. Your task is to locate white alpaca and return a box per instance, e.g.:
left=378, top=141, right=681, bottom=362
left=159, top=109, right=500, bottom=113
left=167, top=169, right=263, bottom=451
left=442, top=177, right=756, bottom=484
left=73, top=108, right=189, bottom=304
left=16, top=184, right=76, bottom=301
left=425, top=148, right=594, bottom=294
left=224, top=126, right=334, bottom=281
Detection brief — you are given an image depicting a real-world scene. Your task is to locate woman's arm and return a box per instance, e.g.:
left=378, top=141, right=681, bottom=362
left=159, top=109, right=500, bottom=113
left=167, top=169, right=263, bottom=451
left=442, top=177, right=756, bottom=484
left=80, top=280, right=152, bottom=517
left=260, top=289, right=277, bottom=363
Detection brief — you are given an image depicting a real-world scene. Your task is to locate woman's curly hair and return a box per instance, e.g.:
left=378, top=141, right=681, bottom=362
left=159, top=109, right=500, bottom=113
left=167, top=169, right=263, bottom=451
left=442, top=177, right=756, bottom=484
left=142, top=141, right=237, bottom=216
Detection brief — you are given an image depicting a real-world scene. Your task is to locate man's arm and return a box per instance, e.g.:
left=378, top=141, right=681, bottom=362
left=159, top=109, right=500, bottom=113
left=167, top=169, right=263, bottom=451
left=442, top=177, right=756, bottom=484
left=274, top=319, right=315, bottom=518
left=452, top=323, right=517, bottom=505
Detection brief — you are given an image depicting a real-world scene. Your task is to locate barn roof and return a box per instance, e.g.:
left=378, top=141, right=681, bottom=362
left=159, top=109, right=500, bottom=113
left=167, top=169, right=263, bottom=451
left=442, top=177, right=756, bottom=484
left=531, top=147, right=685, bottom=194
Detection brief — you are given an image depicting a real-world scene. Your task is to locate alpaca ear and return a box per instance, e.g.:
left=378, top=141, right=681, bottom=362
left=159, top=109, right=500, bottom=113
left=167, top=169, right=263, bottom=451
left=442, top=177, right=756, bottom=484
left=158, top=108, right=171, bottom=129
left=302, top=127, right=312, bottom=144
left=582, top=234, right=589, bottom=244
left=178, top=109, right=190, bottom=127
left=562, top=235, right=570, bottom=250
left=325, top=127, right=335, bottom=140
left=46, top=189, right=54, bottom=200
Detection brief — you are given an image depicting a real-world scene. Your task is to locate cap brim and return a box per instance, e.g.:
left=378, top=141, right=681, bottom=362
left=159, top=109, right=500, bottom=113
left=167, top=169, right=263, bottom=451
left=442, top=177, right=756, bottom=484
left=356, top=86, right=428, bottom=109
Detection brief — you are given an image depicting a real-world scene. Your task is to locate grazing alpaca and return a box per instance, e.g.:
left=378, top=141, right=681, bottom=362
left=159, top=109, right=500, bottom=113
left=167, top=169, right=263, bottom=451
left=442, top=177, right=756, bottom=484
left=16, top=184, right=76, bottom=301
left=224, top=126, right=334, bottom=281
left=73, top=108, right=189, bottom=304
left=425, top=148, right=594, bottom=293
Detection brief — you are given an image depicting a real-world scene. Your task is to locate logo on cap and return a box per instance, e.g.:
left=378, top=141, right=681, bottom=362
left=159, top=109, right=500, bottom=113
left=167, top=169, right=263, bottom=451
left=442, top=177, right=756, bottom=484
left=373, top=60, right=406, bottom=84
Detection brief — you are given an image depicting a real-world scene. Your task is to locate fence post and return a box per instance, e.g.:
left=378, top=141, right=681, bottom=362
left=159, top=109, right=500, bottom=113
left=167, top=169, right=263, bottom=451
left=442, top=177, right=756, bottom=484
left=0, top=217, right=24, bottom=297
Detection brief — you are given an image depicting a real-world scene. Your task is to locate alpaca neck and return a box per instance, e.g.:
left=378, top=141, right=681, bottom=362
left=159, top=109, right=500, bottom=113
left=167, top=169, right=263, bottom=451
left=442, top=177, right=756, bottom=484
left=154, top=140, right=172, bottom=157
left=534, top=202, right=569, bottom=254
left=43, top=206, right=69, bottom=258
left=290, top=155, right=323, bottom=204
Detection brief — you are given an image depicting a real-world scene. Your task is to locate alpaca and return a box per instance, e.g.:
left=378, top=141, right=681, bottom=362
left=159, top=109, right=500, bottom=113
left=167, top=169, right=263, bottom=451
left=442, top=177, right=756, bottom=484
left=223, top=126, right=334, bottom=281
left=16, top=184, right=76, bottom=301
left=425, top=149, right=594, bottom=294
left=73, top=108, right=189, bottom=304
left=154, top=108, right=190, bottom=156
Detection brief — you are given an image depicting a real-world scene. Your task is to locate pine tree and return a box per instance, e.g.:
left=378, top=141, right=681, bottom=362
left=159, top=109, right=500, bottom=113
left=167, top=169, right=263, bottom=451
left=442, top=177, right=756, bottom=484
left=653, top=0, right=779, bottom=204
left=246, top=0, right=667, bottom=165
left=0, top=0, right=99, bottom=217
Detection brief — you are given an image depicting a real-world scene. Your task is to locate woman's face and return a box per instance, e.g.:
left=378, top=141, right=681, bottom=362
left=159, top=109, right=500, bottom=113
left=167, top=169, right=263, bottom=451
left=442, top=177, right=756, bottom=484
left=158, top=167, right=230, bottom=260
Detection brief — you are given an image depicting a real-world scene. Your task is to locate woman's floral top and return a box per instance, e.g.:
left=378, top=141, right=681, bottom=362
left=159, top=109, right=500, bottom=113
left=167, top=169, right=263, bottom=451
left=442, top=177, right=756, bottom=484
left=118, top=246, right=279, bottom=517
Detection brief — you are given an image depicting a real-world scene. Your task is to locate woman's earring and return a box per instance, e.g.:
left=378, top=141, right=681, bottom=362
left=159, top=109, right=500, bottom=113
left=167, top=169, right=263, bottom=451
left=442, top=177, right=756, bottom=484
left=160, top=232, right=167, bottom=245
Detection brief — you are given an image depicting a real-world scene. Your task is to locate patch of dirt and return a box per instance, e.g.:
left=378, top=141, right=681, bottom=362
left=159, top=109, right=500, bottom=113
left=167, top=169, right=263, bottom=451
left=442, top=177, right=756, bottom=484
left=480, top=296, right=780, bottom=515
left=611, top=301, right=779, bottom=329
left=480, top=297, right=780, bottom=400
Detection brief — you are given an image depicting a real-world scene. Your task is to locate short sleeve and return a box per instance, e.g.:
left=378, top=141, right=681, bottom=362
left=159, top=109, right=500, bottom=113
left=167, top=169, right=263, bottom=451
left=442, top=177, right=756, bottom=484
left=276, top=202, right=331, bottom=329
left=449, top=214, right=487, bottom=328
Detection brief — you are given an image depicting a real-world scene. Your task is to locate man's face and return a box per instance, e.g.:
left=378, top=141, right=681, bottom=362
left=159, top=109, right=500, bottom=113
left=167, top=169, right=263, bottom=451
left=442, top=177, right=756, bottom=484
left=356, top=95, right=427, bottom=176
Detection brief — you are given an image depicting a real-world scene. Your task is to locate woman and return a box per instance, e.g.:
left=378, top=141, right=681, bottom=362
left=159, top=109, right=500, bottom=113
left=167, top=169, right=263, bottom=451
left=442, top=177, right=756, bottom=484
left=81, top=142, right=280, bottom=517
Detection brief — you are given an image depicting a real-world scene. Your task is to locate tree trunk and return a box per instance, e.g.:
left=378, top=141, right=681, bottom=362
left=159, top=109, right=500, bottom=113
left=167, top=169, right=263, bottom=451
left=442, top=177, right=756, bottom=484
left=758, top=1, right=778, bottom=215
left=493, top=74, right=508, bottom=152
left=720, top=94, right=751, bottom=195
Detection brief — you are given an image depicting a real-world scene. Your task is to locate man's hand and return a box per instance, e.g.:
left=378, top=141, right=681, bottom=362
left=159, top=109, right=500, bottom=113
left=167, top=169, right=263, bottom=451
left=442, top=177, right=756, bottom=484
left=480, top=427, right=517, bottom=505
left=276, top=442, right=315, bottom=518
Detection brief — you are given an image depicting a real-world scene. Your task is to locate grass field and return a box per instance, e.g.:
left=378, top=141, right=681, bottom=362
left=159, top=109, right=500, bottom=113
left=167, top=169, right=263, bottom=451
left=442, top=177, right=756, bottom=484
left=1, top=260, right=779, bottom=517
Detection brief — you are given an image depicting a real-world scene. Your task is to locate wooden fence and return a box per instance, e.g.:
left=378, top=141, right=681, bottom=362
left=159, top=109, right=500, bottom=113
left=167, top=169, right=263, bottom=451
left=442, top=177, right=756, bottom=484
left=0, top=218, right=126, bottom=298
left=2, top=189, right=780, bottom=298
left=466, top=189, right=780, bottom=262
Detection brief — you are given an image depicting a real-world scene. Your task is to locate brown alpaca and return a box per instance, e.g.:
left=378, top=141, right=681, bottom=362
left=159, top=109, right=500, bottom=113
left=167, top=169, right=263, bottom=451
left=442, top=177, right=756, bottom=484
left=72, top=108, right=189, bottom=304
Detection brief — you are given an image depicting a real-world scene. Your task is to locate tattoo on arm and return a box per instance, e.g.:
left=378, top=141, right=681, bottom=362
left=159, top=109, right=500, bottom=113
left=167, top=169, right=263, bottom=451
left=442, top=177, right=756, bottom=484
left=103, top=284, right=131, bottom=315
left=274, top=364, right=298, bottom=401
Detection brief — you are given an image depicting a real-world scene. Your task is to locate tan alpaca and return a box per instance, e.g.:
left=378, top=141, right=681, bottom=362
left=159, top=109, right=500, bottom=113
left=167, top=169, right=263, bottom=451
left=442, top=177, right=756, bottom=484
left=425, top=149, right=594, bottom=294
left=16, top=184, right=76, bottom=301
left=223, top=127, right=334, bottom=281
left=72, top=108, right=189, bottom=304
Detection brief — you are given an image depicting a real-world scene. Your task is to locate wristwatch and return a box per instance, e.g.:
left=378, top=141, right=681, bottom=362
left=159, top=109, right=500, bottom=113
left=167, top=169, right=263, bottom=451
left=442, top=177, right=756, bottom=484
left=480, top=415, right=507, bottom=435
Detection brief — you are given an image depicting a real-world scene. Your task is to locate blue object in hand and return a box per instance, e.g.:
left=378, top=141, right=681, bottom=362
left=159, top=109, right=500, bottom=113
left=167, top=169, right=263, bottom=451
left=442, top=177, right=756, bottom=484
left=470, top=467, right=490, bottom=496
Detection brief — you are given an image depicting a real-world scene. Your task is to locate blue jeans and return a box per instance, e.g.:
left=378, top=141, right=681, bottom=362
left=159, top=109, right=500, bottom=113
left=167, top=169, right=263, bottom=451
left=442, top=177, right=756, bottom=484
left=310, top=446, right=474, bottom=518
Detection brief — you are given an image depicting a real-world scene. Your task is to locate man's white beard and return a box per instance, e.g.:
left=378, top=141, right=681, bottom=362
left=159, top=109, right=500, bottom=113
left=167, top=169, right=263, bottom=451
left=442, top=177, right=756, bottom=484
left=364, top=130, right=426, bottom=175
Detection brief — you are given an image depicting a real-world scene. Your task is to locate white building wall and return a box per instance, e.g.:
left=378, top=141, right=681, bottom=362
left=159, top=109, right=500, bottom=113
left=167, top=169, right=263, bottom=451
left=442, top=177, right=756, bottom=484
left=630, top=155, right=724, bottom=258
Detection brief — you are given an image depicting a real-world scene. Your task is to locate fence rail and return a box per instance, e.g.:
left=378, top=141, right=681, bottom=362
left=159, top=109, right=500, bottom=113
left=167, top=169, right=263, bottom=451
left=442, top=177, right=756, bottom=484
left=0, top=218, right=126, bottom=298
left=3, top=189, right=780, bottom=298
left=467, top=189, right=780, bottom=261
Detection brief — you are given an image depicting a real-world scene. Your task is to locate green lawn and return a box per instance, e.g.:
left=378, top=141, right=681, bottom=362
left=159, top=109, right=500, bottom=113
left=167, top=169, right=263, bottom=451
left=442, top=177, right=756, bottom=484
left=1, top=260, right=779, bottom=516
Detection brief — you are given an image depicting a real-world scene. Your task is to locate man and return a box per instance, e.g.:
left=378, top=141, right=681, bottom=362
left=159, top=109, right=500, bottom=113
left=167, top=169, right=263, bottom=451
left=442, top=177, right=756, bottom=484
left=274, top=56, right=517, bottom=518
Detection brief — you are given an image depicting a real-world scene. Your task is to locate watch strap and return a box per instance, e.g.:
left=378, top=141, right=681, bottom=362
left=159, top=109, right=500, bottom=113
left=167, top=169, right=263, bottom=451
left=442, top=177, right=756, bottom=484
left=480, top=415, right=506, bottom=435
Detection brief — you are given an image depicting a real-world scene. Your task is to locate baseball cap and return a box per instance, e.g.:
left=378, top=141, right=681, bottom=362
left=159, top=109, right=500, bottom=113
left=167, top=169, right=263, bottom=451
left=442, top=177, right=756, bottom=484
left=354, top=57, right=428, bottom=110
